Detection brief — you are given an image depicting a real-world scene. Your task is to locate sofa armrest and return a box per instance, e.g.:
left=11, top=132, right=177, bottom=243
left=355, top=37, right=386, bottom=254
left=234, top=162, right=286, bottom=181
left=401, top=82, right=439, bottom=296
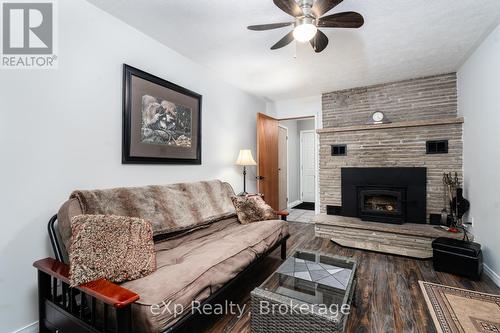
left=276, top=210, right=289, bottom=221
left=33, top=257, right=139, bottom=308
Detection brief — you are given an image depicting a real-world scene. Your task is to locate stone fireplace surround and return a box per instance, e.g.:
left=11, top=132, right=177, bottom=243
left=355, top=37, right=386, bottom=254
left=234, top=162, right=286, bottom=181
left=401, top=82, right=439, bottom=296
left=318, top=73, right=463, bottom=223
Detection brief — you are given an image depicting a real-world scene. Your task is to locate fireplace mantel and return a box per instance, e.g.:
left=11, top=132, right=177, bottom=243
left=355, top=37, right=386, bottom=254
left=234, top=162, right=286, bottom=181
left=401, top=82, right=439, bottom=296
left=316, top=117, right=464, bottom=135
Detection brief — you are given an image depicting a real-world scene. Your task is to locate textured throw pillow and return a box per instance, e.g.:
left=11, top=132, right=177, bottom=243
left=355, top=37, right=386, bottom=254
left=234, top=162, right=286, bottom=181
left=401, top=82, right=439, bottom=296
left=69, top=214, right=156, bottom=287
left=231, top=195, right=278, bottom=224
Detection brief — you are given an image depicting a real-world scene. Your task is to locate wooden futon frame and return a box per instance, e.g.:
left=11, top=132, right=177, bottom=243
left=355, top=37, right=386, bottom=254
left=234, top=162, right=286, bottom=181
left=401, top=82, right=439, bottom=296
left=34, top=212, right=289, bottom=333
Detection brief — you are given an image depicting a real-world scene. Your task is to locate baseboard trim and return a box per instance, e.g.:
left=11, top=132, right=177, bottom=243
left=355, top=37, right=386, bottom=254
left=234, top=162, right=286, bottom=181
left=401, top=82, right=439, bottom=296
left=288, top=200, right=302, bottom=209
left=484, top=264, right=500, bottom=287
left=12, top=322, right=37, bottom=333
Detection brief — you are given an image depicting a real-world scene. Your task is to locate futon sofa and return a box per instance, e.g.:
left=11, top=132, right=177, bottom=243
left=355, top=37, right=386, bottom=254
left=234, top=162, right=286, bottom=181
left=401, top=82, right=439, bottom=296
left=34, top=180, right=289, bottom=333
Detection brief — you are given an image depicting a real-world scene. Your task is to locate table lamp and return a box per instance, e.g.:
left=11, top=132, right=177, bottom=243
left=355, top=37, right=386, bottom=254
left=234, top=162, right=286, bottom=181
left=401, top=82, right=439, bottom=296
left=235, top=149, right=257, bottom=195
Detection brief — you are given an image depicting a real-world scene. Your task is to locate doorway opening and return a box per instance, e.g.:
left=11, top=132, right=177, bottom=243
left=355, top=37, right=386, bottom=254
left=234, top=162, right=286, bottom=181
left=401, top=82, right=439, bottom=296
left=256, top=113, right=317, bottom=222
left=278, top=117, right=316, bottom=222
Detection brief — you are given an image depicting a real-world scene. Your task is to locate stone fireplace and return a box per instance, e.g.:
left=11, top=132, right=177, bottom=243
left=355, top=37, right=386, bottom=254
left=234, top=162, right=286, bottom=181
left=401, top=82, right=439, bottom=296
left=318, top=73, right=463, bottom=223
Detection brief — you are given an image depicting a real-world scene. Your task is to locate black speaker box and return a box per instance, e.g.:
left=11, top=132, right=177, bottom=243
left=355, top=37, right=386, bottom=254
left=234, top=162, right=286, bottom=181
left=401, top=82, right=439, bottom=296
left=432, top=237, right=483, bottom=280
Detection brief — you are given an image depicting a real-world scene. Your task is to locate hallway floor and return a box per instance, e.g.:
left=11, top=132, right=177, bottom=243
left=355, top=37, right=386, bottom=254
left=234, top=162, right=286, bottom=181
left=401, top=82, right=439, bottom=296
left=287, top=208, right=315, bottom=223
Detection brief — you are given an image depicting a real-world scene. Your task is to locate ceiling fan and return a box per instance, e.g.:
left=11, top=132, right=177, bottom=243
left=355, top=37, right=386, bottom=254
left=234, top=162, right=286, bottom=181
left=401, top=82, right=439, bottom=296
left=247, top=0, right=364, bottom=53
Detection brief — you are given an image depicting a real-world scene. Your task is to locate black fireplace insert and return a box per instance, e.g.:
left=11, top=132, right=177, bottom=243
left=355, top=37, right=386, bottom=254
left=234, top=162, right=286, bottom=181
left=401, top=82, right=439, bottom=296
left=340, top=167, right=427, bottom=224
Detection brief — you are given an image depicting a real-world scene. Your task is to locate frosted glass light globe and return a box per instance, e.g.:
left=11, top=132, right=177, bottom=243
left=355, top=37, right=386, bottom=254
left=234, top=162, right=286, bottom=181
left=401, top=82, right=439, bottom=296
left=293, top=23, right=318, bottom=42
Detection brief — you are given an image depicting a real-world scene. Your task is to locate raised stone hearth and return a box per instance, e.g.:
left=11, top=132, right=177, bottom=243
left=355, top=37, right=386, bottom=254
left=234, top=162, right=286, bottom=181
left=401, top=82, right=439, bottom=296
left=313, top=214, right=464, bottom=258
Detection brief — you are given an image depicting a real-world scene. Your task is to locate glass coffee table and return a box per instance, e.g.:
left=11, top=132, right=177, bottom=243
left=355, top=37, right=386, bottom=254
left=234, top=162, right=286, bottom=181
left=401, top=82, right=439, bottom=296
left=251, top=250, right=357, bottom=333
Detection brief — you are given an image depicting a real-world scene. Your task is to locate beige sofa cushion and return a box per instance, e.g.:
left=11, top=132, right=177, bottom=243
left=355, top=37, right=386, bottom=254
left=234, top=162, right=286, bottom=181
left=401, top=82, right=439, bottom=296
left=121, top=217, right=289, bottom=333
left=57, top=198, right=83, bottom=255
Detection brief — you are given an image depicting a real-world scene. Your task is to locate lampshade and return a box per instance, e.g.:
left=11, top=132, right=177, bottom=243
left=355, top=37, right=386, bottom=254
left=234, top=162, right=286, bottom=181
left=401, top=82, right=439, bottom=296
left=235, top=149, right=257, bottom=166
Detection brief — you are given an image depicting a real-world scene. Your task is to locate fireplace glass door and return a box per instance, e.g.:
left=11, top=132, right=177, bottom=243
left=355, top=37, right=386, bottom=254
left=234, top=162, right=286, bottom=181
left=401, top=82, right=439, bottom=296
left=357, top=187, right=406, bottom=224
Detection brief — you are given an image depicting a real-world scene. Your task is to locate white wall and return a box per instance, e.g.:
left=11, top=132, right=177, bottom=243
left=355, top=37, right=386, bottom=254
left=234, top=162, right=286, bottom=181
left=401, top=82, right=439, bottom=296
left=298, top=118, right=315, bottom=132
left=0, top=1, right=265, bottom=332
left=266, top=95, right=321, bottom=120
left=458, top=23, right=500, bottom=286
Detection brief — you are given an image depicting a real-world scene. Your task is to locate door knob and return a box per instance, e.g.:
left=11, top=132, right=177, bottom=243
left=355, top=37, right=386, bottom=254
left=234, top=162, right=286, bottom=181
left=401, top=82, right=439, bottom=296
left=256, top=176, right=265, bottom=180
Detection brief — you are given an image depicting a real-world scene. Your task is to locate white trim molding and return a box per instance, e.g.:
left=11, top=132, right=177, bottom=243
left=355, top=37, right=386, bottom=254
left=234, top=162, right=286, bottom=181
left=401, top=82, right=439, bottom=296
left=299, top=129, right=316, bottom=203
left=484, top=264, right=500, bottom=287
left=278, top=124, right=289, bottom=210
left=12, top=322, right=37, bottom=333
left=314, top=112, right=321, bottom=214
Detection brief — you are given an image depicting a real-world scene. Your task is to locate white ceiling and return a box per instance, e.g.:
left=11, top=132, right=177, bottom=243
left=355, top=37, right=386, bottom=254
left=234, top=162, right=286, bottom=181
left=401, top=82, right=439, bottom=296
left=87, top=0, right=500, bottom=101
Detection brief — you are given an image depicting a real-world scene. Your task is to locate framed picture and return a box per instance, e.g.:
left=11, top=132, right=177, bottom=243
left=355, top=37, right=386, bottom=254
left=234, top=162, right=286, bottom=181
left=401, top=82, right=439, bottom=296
left=122, top=64, right=202, bottom=164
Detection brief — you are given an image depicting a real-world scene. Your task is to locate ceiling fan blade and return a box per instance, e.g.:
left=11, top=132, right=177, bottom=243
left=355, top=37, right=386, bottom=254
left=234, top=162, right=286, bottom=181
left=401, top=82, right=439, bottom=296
left=318, top=11, right=364, bottom=28
left=273, top=0, right=303, bottom=17
left=312, top=0, right=343, bottom=18
left=310, top=30, right=329, bottom=53
left=247, top=22, right=293, bottom=31
left=271, top=31, right=295, bottom=50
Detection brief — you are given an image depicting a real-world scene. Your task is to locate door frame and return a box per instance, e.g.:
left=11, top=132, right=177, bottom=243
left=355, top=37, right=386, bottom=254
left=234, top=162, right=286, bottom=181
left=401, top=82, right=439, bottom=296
left=278, top=125, right=289, bottom=210
left=299, top=129, right=315, bottom=202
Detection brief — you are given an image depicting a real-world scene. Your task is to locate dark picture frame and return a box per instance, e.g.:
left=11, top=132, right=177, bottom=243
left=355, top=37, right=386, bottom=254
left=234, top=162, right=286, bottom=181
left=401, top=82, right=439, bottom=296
left=122, top=64, right=202, bottom=164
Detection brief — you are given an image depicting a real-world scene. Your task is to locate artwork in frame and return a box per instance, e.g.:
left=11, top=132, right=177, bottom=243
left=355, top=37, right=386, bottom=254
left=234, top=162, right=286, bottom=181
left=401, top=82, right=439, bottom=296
left=122, top=64, right=202, bottom=164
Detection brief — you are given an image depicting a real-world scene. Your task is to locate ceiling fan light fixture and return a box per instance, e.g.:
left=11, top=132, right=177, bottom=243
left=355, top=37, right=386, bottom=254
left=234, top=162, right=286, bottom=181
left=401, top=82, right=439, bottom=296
left=293, top=23, right=317, bottom=42
left=293, top=16, right=317, bottom=42
left=249, top=0, right=364, bottom=53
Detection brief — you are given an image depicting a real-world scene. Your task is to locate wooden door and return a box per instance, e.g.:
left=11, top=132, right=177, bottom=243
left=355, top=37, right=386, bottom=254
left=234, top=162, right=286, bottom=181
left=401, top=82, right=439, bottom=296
left=300, top=130, right=316, bottom=202
left=257, top=113, right=279, bottom=210
left=278, top=126, right=288, bottom=210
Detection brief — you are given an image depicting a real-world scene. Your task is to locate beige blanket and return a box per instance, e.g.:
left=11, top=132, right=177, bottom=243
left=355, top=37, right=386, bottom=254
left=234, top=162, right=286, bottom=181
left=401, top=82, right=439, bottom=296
left=69, top=180, right=236, bottom=237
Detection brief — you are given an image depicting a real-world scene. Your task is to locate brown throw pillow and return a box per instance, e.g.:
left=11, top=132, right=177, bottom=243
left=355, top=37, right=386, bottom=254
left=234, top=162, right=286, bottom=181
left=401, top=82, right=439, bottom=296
left=231, top=195, right=278, bottom=224
left=69, top=214, right=156, bottom=287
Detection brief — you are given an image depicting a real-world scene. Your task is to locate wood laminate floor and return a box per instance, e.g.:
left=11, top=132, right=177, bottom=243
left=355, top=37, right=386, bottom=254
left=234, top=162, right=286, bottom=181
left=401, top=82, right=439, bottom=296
left=180, top=222, right=500, bottom=333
